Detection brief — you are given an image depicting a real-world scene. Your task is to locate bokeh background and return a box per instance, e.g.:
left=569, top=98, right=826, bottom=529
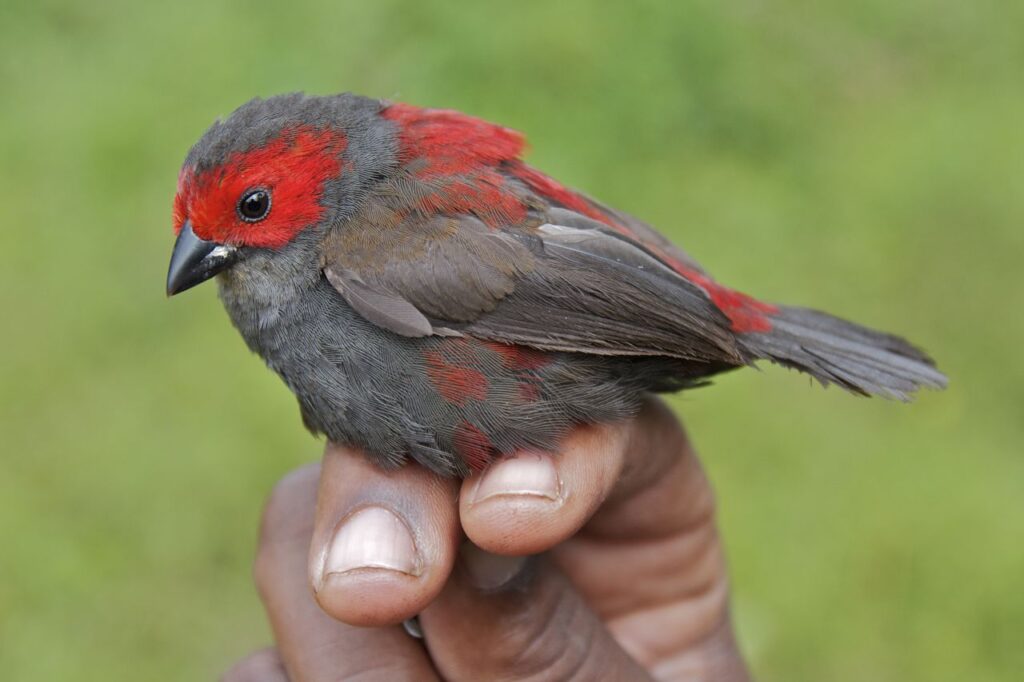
left=2, top=1, right=1021, bottom=679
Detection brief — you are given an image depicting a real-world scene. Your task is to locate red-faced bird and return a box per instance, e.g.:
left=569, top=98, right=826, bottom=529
left=167, top=93, right=946, bottom=476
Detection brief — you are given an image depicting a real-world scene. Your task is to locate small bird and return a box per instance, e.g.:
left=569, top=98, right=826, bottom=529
left=167, top=93, right=946, bottom=476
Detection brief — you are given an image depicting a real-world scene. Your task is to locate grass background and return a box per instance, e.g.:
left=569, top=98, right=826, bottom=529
left=1, top=0, right=1021, bottom=679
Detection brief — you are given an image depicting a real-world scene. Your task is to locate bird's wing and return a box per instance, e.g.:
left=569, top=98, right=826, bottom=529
left=321, top=210, right=532, bottom=336
left=320, top=204, right=746, bottom=365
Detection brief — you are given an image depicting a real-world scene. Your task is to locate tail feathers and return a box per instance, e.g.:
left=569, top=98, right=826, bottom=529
left=742, top=305, right=948, bottom=400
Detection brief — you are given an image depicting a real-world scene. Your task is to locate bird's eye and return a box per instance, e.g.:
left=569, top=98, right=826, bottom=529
left=237, top=188, right=272, bottom=222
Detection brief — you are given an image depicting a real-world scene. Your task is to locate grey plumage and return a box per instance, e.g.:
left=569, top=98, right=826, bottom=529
left=170, top=92, right=947, bottom=476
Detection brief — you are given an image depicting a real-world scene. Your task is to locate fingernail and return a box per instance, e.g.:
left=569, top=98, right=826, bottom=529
left=471, top=452, right=562, bottom=504
left=322, top=507, right=420, bottom=580
left=402, top=616, right=424, bottom=639
left=460, top=542, right=528, bottom=591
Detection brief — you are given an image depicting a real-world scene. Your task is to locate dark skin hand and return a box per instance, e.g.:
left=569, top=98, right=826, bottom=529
left=224, top=398, right=752, bottom=681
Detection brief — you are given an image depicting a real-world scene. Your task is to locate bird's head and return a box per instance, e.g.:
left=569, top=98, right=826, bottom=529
left=166, top=93, right=393, bottom=296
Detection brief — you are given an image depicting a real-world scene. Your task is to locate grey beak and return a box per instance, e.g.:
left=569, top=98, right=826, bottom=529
left=166, top=221, right=238, bottom=296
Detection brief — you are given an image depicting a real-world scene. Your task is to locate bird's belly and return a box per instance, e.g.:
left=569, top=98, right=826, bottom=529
left=222, top=277, right=654, bottom=476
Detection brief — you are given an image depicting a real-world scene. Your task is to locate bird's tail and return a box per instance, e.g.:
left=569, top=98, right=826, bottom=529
left=740, top=305, right=947, bottom=400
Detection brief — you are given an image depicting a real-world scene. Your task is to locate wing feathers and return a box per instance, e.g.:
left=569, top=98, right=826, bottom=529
left=467, top=230, right=744, bottom=362
left=324, top=267, right=435, bottom=337
left=321, top=208, right=747, bottom=365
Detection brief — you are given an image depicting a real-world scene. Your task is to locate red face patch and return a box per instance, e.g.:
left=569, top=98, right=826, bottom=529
left=173, top=126, right=348, bottom=249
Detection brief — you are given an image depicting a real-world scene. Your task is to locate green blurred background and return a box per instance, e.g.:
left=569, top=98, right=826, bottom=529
left=1, top=0, right=1021, bottom=679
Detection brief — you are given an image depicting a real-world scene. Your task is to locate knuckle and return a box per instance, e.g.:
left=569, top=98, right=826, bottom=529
left=490, top=582, right=606, bottom=682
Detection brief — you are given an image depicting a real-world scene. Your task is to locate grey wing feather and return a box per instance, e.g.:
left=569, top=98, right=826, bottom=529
left=464, top=223, right=744, bottom=363
left=321, top=209, right=747, bottom=364
left=322, top=213, right=534, bottom=329
left=547, top=200, right=708, bottom=275
left=324, top=267, right=435, bottom=337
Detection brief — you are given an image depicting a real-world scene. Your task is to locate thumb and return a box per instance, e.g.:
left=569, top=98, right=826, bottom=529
left=419, top=543, right=652, bottom=682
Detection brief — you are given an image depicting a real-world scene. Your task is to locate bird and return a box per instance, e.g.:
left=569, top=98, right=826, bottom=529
left=166, top=92, right=946, bottom=477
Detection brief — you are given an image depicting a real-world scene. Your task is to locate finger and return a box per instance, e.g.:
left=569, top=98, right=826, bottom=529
left=221, top=647, right=289, bottom=682
left=553, top=399, right=750, bottom=679
left=255, top=463, right=440, bottom=681
left=309, top=443, right=461, bottom=625
left=459, top=397, right=680, bottom=556
left=458, top=421, right=629, bottom=555
left=553, top=397, right=721, bottom=610
left=459, top=398, right=749, bottom=678
left=564, top=396, right=714, bottom=540
left=420, top=544, right=652, bottom=682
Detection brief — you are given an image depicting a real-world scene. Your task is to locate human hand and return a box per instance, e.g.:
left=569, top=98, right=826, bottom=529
left=224, top=398, right=750, bottom=681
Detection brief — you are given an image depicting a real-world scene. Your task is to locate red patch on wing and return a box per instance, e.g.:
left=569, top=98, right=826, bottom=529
left=424, top=344, right=488, bottom=407
left=453, top=421, right=495, bottom=472
left=382, top=103, right=529, bottom=227
left=414, top=175, right=526, bottom=227
left=381, top=102, right=637, bottom=233
left=507, top=162, right=633, bottom=234
left=174, top=126, right=347, bottom=249
left=383, top=103, right=525, bottom=175
left=382, top=102, right=775, bottom=333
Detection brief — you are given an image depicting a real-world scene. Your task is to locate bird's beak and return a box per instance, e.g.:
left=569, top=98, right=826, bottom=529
left=166, top=220, right=238, bottom=296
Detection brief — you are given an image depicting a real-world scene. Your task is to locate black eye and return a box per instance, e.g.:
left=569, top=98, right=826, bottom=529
left=237, top=188, right=271, bottom=222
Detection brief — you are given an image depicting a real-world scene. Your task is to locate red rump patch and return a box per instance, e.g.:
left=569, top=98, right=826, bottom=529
left=424, top=342, right=489, bottom=407
left=453, top=421, right=494, bottom=472
left=174, top=126, right=348, bottom=249
left=665, top=258, right=777, bottom=333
